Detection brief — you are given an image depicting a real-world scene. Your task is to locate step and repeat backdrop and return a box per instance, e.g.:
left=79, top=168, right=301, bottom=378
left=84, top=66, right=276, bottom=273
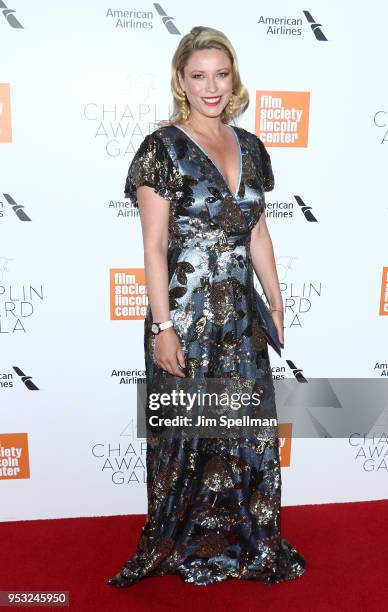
left=1, top=1, right=387, bottom=521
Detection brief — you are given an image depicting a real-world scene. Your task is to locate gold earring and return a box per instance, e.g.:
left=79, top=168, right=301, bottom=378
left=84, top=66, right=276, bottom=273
left=180, top=91, right=190, bottom=122
left=226, top=94, right=234, bottom=120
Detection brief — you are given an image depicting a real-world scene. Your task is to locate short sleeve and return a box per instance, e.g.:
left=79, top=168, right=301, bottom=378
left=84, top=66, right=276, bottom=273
left=256, top=137, right=275, bottom=192
left=124, top=132, right=178, bottom=208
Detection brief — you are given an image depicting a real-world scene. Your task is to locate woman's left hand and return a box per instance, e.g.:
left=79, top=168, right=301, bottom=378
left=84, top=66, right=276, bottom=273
left=270, top=310, right=284, bottom=347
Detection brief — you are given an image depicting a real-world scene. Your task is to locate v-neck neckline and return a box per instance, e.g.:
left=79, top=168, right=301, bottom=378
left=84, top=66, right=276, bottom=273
left=172, top=124, right=242, bottom=198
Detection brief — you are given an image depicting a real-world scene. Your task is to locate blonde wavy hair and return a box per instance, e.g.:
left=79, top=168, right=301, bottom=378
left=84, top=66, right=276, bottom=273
left=157, top=26, right=249, bottom=128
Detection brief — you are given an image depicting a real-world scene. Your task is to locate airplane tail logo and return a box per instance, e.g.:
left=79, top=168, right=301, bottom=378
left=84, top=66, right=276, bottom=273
left=286, top=360, right=308, bottom=382
left=303, top=11, right=328, bottom=41
left=153, top=3, right=180, bottom=34
left=0, top=1, right=23, bottom=28
left=3, top=194, right=32, bottom=221
left=294, top=195, right=318, bottom=222
left=13, top=367, right=40, bottom=391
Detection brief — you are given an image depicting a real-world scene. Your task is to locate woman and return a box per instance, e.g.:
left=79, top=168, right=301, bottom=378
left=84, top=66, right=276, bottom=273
left=107, top=25, right=307, bottom=587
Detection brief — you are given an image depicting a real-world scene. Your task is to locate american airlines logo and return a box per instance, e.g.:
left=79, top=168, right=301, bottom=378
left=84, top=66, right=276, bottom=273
left=1, top=194, right=32, bottom=221
left=105, top=4, right=180, bottom=34
left=286, top=360, right=308, bottom=382
left=0, top=368, right=39, bottom=391
left=294, top=195, right=318, bottom=222
left=258, top=10, right=328, bottom=41
left=303, top=11, right=328, bottom=41
left=264, top=195, right=318, bottom=222
left=13, top=367, right=40, bottom=391
left=0, top=1, right=23, bottom=28
left=153, top=3, right=180, bottom=34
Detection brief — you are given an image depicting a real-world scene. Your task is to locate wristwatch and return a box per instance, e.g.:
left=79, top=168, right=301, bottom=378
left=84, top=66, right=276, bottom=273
left=151, top=319, right=173, bottom=335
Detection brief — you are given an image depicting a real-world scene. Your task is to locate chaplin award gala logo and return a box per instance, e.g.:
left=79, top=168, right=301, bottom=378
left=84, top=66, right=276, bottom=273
left=373, top=109, right=388, bottom=144
left=0, top=275, right=45, bottom=334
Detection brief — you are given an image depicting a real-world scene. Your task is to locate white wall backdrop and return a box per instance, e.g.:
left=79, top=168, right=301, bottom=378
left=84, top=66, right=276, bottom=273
left=1, top=0, right=387, bottom=521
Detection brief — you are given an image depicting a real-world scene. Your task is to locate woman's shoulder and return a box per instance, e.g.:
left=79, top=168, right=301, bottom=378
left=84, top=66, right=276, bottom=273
left=131, top=127, right=175, bottom=161
left=234, top=126, right=274, bottom=191
left=124, top=126, right=181, bottom=205
left=134, top=126, right=178, bottom=158
left=233, top=125, right=268, bottom=150
left=146, top=124, right=176, bottom=142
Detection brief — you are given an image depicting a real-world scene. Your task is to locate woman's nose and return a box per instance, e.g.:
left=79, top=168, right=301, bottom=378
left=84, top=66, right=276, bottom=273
left=205, top=78, right=218, bottom=93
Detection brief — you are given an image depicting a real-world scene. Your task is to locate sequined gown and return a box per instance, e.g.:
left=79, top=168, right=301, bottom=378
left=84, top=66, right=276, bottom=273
left=107, top=124, right=306, bottom=587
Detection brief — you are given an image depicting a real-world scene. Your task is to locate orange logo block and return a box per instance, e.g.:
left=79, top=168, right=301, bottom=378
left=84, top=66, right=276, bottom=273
left=0, top=433, right=30, bottom=479
left=255, top=90, right=310, bottom=147
left=0, top=84, right=12, bottom=143
left=379, top=266, right=388, bottom=315
left=110, top=268, right=148, bottom=320
left=278, top=423, right=293, bottom=467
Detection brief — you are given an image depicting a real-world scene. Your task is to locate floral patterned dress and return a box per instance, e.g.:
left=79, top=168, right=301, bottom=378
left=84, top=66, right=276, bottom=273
left=107, top=124, right=307, bottom=587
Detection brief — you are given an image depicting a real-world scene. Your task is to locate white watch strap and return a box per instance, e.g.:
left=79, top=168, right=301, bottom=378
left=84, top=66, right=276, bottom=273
left=159, top=319, right=173, bottom=330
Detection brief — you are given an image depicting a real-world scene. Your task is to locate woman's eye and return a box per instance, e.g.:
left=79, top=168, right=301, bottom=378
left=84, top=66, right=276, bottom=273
left=191, top=72, right=229, bottom=80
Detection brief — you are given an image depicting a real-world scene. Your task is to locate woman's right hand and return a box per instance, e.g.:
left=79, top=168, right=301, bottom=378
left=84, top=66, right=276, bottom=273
left=153, top=327, right=186, bottom=377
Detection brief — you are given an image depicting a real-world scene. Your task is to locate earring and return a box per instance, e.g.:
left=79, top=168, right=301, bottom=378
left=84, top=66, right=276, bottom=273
left=226, top=94, right=234, bottom=120
left=180, top=91, right=190, bottom=122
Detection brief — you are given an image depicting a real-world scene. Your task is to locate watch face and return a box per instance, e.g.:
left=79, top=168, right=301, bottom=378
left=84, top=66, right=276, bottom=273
left=151, top=323, right=159, bottom=334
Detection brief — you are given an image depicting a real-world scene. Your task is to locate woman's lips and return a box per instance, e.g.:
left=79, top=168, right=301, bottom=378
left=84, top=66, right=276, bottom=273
left=201, top=96, right=222, bottom=106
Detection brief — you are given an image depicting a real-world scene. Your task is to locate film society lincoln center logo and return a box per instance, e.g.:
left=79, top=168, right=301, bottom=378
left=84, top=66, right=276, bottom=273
left=110, top=268, right=147, bottom=320
left=380, top=266, right=388, bottom=316
left=256, top=90, right=310, bottom=147
left=0, top=83, right=12, bottom=143
left=0, top=433, right=30, bottom=480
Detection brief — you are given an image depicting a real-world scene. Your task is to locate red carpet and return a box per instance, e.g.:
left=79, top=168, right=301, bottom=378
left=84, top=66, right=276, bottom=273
left=1, top=499, right=387, bottom=611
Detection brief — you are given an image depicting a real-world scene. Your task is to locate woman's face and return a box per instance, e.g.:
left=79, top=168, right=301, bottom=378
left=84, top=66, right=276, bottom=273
left=178, top=48, right=233, bottom=120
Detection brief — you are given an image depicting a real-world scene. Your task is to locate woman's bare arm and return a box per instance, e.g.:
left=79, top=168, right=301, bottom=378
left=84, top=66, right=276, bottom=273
left=250, top=212, right=284, bottom=345
left=137, top=185, right=186, bottom=376
left=137, top=185, right=171, bottom=322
